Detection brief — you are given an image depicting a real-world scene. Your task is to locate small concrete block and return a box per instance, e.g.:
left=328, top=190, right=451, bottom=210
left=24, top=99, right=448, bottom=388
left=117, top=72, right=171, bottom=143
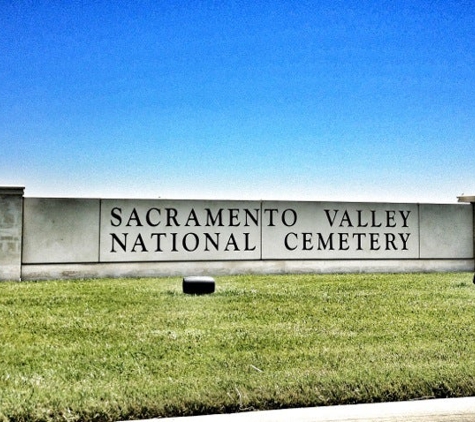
left=183, top=276, right=215, bottom=294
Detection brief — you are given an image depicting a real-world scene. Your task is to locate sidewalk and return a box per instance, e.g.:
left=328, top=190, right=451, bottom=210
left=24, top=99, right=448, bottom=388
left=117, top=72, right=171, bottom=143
left=124, top=396, right=475, bottom=422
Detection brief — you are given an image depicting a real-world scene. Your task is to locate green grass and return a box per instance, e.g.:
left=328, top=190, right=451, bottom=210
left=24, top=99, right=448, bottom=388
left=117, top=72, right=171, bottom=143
left=1, top=272, right=475, bottom=421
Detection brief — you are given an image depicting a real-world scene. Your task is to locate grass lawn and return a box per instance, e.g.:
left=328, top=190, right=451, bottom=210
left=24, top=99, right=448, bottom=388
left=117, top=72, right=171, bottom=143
left=1, top=272, right=475, bottom=421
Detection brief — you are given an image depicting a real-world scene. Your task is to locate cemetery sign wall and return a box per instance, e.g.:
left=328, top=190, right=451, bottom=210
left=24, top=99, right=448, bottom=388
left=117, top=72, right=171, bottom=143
left=0, top=188, right=473, bottom=280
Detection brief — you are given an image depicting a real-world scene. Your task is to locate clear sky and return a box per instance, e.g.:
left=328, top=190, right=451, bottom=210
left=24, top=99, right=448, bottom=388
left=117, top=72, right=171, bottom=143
left=1, top=1, right=474, bottom=203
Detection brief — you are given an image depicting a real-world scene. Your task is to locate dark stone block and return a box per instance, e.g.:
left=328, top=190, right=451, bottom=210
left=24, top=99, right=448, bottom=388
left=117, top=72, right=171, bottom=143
left=183, top=276, right=215, bottom=295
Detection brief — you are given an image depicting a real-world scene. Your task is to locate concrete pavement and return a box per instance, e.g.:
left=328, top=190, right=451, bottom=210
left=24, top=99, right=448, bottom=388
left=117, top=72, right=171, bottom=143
left=125, top=396, right=475, bottom=421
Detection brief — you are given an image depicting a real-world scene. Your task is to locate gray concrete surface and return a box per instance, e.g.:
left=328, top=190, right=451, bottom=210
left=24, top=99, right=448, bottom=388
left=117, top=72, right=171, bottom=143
left=0, top=187, right=24, bottom=281
left=22, top=197, right=100, bottom=264
left=124, top=397, right=475, bottom=422
left=9, top=195, right=475, bottom=280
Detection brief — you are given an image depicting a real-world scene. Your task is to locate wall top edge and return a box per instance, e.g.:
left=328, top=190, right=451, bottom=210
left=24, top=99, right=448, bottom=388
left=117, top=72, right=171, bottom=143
left=0, top=186, right=25, bottom=195
left=458, top=195, right=475, bottom=203
left=21, top=196, right=467, bottom=206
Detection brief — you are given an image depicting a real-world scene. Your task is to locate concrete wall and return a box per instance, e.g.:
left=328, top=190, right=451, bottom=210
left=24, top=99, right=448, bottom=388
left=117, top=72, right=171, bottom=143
left=0, top=190, right=473, bottom=281
left=0, top=187, right=24, bottom=280
left=22, top=198, right=100, bottom=264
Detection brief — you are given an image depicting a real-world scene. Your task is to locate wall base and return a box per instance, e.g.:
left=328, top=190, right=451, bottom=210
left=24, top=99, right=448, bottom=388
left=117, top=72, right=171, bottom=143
left=21, top=259, right=475, bottom=281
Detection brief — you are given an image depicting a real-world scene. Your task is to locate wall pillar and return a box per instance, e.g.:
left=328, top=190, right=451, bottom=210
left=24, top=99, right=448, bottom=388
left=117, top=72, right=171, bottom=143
left=0, top=187, right=24, bottom=281
left=457, top=195, right=475, bottom=271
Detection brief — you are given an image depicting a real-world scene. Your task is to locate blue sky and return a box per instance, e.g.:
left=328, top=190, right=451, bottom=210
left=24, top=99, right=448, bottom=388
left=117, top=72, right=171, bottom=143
left=1, top=1, right=474, bottom=203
